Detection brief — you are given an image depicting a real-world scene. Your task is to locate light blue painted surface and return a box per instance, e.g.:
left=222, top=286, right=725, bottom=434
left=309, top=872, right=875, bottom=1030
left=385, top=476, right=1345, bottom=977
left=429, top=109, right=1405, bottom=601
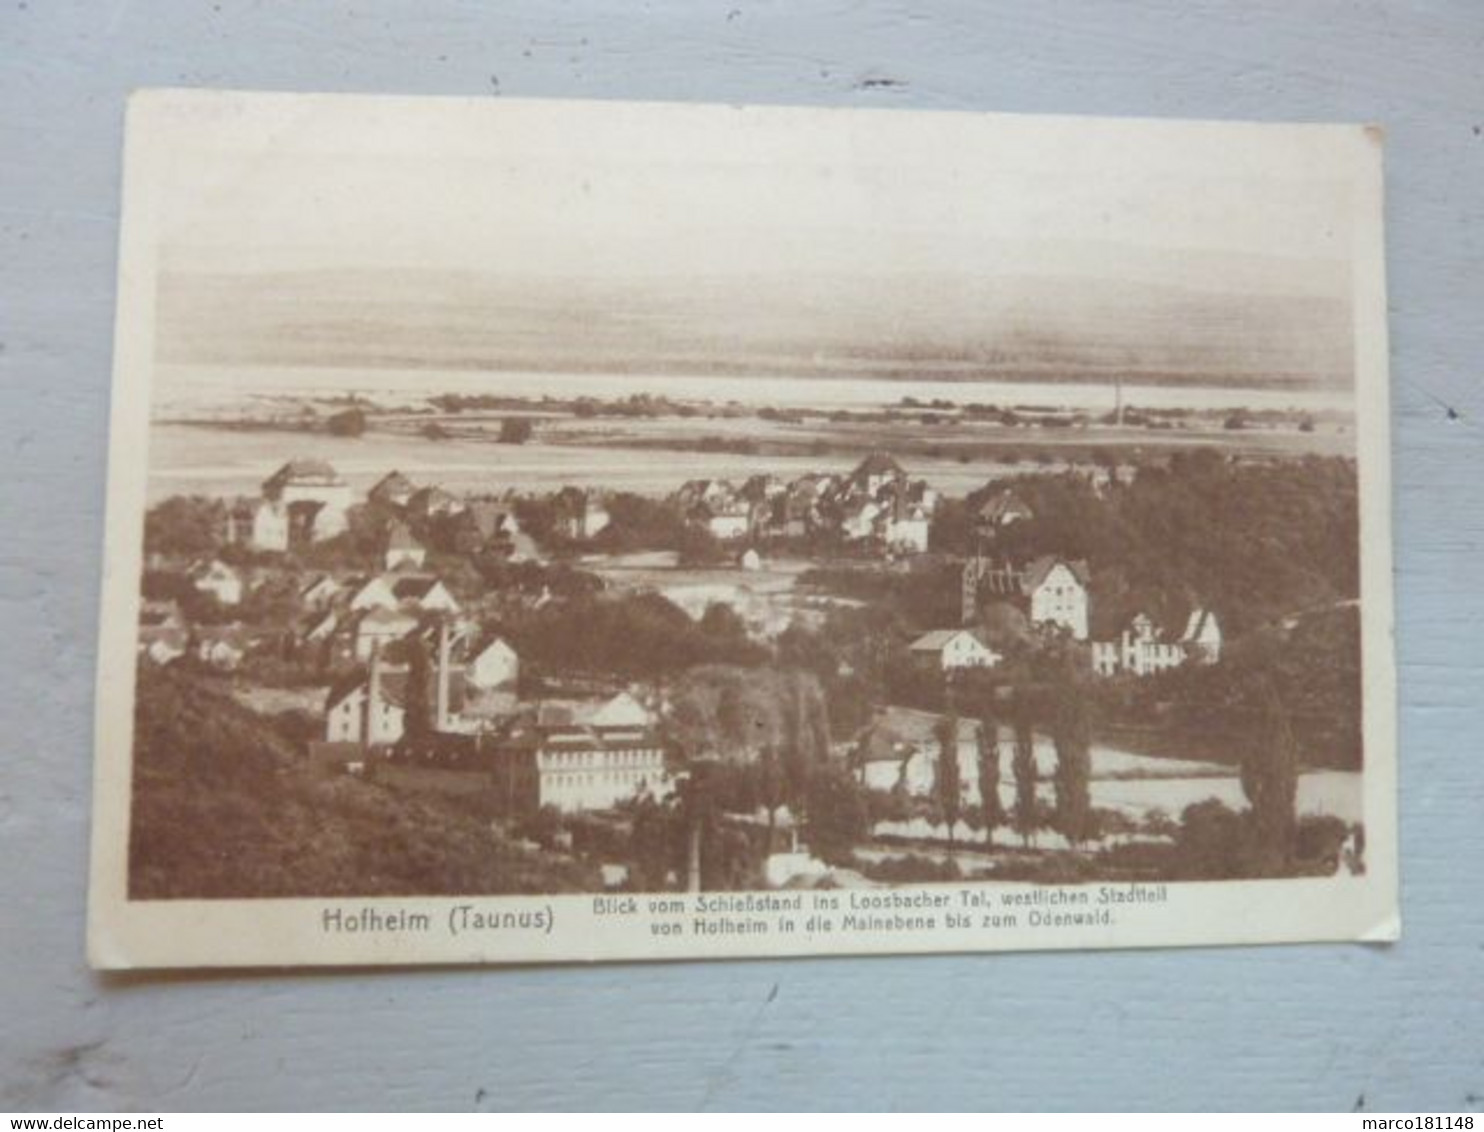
left=2, top=1, right=1480, bottom=1112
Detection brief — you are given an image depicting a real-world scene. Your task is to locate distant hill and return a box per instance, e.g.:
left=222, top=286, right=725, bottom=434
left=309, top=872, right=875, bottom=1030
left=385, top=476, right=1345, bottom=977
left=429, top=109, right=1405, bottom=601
left=157, top=265, right=1353, bottom=392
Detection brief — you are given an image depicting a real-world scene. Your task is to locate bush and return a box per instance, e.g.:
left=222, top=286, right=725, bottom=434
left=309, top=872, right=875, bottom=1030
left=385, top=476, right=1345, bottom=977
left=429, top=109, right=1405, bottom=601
left=326, top=408, right=367, bottom=437
left=499, top=418, right=534, bottom=444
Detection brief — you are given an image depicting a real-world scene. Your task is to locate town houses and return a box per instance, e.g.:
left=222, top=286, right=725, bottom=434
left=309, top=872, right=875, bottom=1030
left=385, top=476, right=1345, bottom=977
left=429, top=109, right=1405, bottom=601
left=139, top=451, right=1234, bottom=825
left=671, top=453, right=939, bottom=554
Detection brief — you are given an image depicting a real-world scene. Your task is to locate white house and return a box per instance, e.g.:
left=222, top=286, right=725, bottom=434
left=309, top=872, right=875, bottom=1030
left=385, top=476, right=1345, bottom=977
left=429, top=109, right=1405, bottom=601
left=262, top=459, right=352, bottom=543
left=531, top=731, right=672, bottom=813
left=229, top=498, right=290, bottom=552
left=1022, top=556, right=1090, bottom=640
left=325, top=662, right=408, bottom=746
left=383, top=521, right=426, bottom=570
left=498, top=692, right=670, bottom=813
left=584, top=691, right=654, bottom=731
left=1091, top=613, right=1186, bottom=677
left=699, top=505, right=751, bottom=541
left=839, top=498, right=883, bottom=541
left=879, top=506, right=931, bottom=554
left=908, top=628, right=1002, bottom=672
left=190, top=559, right=243, bottom=606
left=466, top=636, right=519, bottom=691
left=1180, top=609, right=1222, bottom=663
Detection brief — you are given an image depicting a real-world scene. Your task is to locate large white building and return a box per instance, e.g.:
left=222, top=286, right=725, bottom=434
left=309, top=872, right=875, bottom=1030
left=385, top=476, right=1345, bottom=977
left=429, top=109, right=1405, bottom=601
left=967, top=555, right=1090, bottom=641
left=232, top=460, right=352, bottom=551
left=1091, top=609, right=1222, bottom=677
left=505, top=693, right=673, bottom=813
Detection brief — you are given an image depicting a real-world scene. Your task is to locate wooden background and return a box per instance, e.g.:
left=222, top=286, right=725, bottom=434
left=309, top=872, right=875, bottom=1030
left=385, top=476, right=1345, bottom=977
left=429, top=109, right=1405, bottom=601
left=2, top=1, right=1479, bottom=1111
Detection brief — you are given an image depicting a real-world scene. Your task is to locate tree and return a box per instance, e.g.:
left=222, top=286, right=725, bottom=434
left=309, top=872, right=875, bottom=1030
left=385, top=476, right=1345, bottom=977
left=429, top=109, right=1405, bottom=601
left=326, top=408, right=367, bottom=437
left=1012, top=711, right=1038, bottom=847
left=499, top=417, right=534, bottom=445
left=399, top=639, right=434, bottom=754
left=802, top=765, right=868, bottom=865
left=1051, top=684, right=1094, bottom=846
left=934, top=713, right=962, bottom=850
left=976, top=712, right=1004, bottom=848
left=758, top=745, right=786, bottom=852
left=144, top=496, right=226, bottom=558
left=1241, top=679, right=1298, bottom=872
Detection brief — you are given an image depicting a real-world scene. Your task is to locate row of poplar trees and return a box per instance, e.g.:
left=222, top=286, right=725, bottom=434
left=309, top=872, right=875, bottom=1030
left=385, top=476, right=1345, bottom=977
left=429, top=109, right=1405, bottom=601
left=931, top=685, right=1094, bottom=851
left=932, top=678, right=1302, bottom=865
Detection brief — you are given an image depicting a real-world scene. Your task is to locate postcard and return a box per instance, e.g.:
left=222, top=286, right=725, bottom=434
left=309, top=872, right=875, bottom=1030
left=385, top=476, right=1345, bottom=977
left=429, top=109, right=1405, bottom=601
left=88, top=90, right=1395, bottom=968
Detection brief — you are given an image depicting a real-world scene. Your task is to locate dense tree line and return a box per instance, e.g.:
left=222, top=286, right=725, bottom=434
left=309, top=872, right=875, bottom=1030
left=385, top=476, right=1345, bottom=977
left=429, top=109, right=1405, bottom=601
left=940, top=452, right=1359, bottom=637
left=504, top=592, right=766, bottom=681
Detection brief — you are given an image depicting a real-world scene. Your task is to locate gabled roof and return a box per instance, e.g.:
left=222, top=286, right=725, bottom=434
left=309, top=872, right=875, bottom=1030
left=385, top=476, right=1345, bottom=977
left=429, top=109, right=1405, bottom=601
left=407, top=485, right=460, bottom=509
left=1021, top=555, right=1090, bottom=591
left=299, top=573, right=339, bottom=596
left=265, top=459, right=342, bottom=489
left=978, top=488, right=1034, bottom=523
left=189, top=558, right=238, bottom=580
left=909, top=628, right=986, bottom=652
left=371, top=470, right=415, bottom=494
left=1181, top=608, right=1220, bottom=641
left=390, top=575, right=445, bottom=602
left=853, top=452, right=904, bottom=479
left=471, top=634, right=517, bottom=660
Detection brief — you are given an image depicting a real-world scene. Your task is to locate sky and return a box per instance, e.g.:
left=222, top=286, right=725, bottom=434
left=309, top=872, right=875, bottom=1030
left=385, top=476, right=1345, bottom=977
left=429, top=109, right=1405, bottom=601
left=145, top=94, right=1367, bottom=389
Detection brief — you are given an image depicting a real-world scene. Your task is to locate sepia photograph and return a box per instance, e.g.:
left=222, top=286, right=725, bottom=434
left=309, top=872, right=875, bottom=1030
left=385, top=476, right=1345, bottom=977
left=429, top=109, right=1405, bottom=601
left=88, top=91, right=1395, bottom=968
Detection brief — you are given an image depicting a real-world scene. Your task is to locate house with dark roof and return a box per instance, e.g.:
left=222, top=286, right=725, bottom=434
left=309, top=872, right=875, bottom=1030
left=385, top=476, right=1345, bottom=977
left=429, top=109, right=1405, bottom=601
left=253, top=459, right=352, bottom=546
left=368, top=470, right=417, bottom=509
left=407, top=485, right=465, bottom=520
left=849, top=452, right=906, bottom=496
left=976, top=488, right=1035, bottom=535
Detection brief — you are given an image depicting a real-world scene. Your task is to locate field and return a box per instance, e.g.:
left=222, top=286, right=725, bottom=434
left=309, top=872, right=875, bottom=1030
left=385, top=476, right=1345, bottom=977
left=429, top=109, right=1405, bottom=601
left=148, top=408, right=1353, bottom=504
